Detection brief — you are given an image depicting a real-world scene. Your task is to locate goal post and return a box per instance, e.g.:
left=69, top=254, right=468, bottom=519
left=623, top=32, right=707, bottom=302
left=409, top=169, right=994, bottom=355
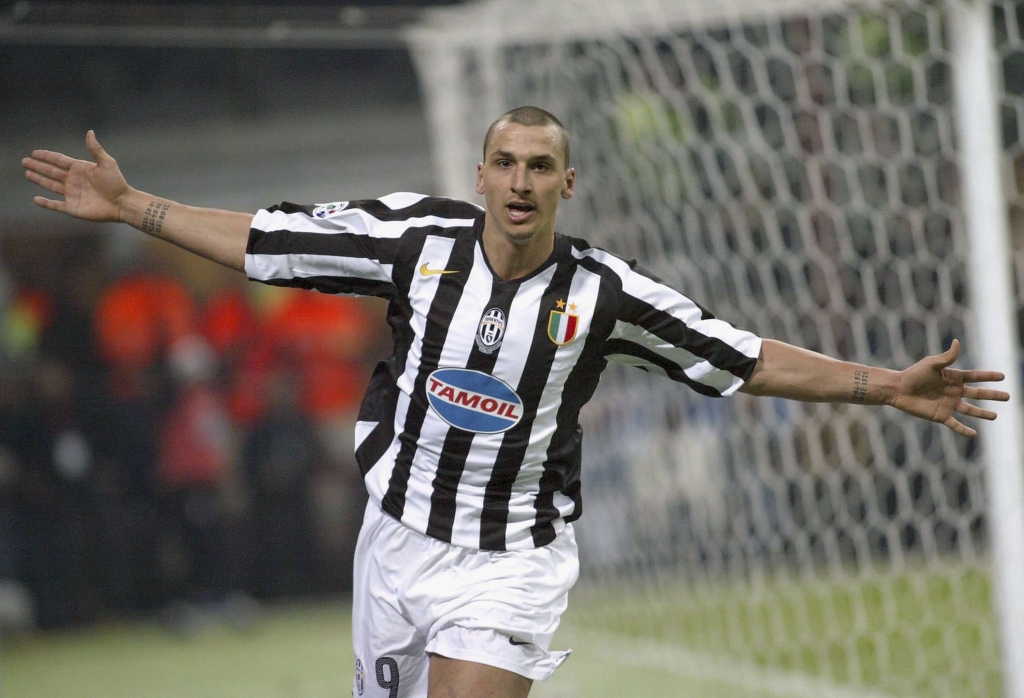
left=950, top=1, right=1024, bottom=694
left=407, top=1, right=1024, bottom=696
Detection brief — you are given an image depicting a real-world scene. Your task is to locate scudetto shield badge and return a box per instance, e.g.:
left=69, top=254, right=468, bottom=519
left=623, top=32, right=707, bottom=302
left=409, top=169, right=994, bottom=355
left=548, top=310, right=579, bottom=346
left=476, top=307, right=506, bottom=354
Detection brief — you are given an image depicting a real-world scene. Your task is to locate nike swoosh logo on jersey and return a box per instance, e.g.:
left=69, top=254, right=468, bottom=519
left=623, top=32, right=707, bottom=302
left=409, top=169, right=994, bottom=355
left=509, top=636, right=531, bottom=646
left=420, top=263, right=458, bottom=276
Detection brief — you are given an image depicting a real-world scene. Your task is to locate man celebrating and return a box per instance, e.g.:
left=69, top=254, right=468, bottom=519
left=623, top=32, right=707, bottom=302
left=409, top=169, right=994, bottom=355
left=23, top=106, right=1008, bottom=698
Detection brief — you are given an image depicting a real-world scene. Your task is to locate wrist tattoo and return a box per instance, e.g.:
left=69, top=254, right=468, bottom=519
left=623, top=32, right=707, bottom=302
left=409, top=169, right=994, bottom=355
left=141, top=201, right=170, bottom=234
left=853, top=369, right=869, bottom=402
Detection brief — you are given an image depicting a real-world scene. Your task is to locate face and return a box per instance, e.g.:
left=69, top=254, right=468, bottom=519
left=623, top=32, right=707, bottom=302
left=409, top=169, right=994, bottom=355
left=476, top=121, right=575, bottom=252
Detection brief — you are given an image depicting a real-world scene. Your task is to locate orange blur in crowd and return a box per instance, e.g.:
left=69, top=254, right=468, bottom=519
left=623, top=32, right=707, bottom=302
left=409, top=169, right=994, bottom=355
left=78, top=273, right=384, bottom=423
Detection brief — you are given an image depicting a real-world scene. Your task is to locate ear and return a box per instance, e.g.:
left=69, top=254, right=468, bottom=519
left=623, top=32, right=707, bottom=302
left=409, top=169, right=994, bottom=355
left=476, top=162, right=485, bottom=195
left=561, top=168, right=576, bottom=200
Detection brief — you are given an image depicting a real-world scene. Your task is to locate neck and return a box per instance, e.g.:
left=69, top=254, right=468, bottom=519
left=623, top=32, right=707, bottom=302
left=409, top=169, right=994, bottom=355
left=481, top=226, right=555, bottom=281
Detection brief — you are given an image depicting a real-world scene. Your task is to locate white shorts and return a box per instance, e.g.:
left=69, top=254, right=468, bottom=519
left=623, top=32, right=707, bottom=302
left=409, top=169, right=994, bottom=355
left=350, top=502, right=578, bottom=697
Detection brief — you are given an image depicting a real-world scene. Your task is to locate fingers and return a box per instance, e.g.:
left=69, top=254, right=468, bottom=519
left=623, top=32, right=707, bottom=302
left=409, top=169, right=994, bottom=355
left=960, top=370, right=1006, bottom=385
left=23, top=159, right=68, bottom=191
left=26, top=148, right=76, bottom=170
left=24, top=172, right=65, bottom=197
left=21, top=131, right=102, bottom=185
left=944, top=415, right=977, bottom=438
left=955, top=400, right=999, bottom=421
left=962, top=385, right=1010, bottom=402
left=936, top=343, right=1006, bottom=387
left=22, top=147, right=75, bottom=202
left=32, top=195, right=67, bottom=214
left=23, top=157, right=66, bottom=181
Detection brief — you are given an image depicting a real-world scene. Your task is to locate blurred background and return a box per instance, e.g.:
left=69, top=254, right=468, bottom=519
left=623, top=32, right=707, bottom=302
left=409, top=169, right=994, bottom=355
left=1, top=0, right=463, bottom=644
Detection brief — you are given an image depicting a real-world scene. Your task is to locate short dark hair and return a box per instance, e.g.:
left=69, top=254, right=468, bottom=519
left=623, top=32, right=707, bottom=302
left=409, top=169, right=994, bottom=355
left=482, top=106, right=571, bottom=168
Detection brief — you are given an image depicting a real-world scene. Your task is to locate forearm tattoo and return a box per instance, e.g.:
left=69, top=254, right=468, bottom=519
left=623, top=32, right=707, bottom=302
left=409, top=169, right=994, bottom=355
left=141, top=201, right=170, bottom=234
left=853, top=369, right=869, bottom=402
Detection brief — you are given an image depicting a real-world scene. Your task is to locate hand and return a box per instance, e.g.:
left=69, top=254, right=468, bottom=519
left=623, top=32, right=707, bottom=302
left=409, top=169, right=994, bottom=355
left=22, top=130, right=129, bottom=223
left=892, top=339, right=1009, bottom=437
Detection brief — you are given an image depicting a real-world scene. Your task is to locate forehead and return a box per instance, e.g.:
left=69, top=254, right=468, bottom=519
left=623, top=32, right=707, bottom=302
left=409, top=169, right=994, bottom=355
left=485, top=122, right=566, bottom=165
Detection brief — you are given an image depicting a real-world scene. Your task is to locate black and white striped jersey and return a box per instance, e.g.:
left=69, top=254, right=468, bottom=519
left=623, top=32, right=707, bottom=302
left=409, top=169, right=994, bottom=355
left=246, top=192, right=762, bottom=551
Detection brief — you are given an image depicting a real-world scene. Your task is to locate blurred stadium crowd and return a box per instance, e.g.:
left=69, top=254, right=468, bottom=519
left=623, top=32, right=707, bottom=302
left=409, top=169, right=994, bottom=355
left=0, top=226, right=390, bottom=635
left=0, top=1, right=439, bottom=636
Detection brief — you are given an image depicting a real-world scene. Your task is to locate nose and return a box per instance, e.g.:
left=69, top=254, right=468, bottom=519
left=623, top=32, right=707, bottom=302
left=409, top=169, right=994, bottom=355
left=511, top=165, right=531, bottom=194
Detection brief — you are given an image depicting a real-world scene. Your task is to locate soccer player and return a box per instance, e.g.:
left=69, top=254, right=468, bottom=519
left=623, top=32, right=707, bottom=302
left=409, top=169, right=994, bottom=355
left=23, top=106, right=1009, bottom=698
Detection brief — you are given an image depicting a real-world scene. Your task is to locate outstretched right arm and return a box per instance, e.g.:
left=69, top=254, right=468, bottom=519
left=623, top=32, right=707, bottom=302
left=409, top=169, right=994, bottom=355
left=22, top=130, right=252, bottom=272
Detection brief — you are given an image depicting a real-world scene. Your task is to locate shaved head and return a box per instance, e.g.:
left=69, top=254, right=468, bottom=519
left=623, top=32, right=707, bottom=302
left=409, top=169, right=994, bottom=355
left=483, top=106, right=571, bottom=169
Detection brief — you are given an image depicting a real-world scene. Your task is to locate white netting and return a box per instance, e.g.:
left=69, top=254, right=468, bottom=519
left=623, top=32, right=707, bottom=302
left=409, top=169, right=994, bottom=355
left=409, top=1, right=1024, bottom=695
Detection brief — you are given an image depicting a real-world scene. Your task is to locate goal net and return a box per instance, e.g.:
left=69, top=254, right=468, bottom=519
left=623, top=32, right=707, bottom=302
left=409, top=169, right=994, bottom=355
left=409, top=1, right=1023, bottom=696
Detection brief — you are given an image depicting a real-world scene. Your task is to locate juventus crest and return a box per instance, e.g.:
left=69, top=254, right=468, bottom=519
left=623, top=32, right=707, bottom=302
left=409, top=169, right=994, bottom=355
left=476, top=307, right=506, bottom=354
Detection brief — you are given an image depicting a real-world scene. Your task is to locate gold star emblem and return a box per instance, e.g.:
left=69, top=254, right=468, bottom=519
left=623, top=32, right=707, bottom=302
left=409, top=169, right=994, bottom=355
left=569, top=303, right=578, bottom=312
left=555, top=298, right=566, bottom=310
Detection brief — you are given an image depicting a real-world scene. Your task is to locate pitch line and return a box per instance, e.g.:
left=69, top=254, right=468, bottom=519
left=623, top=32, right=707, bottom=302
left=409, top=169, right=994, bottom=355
left=582, top=629, right=908, bottom=698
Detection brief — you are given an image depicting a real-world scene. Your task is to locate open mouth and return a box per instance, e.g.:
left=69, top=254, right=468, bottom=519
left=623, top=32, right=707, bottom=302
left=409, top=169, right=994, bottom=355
left=507, top=201, right=535, bottom=223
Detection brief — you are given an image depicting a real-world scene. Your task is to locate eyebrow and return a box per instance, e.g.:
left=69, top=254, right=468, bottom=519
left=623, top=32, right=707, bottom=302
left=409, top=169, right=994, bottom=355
left=491, top=150, right=558, bottom=164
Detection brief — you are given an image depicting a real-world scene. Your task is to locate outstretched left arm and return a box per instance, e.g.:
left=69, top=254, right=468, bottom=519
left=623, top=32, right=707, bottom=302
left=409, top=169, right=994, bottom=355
left=739, top=338, right=1009, bottom=437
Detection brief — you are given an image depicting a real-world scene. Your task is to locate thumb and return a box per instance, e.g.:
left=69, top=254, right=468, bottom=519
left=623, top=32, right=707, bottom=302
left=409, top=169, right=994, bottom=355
left=85, top=130, right=108, bottom=163
left=939, top=338, right=960, bottom=367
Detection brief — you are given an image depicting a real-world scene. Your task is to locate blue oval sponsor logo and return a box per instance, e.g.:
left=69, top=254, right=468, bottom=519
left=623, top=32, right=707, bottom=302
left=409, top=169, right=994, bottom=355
left=426, top=368, right=523, bottom=434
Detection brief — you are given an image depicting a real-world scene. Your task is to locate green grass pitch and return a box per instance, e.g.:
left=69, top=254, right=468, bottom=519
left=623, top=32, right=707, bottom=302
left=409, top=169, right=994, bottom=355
left=1, top=565, right=1001, bottom=698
